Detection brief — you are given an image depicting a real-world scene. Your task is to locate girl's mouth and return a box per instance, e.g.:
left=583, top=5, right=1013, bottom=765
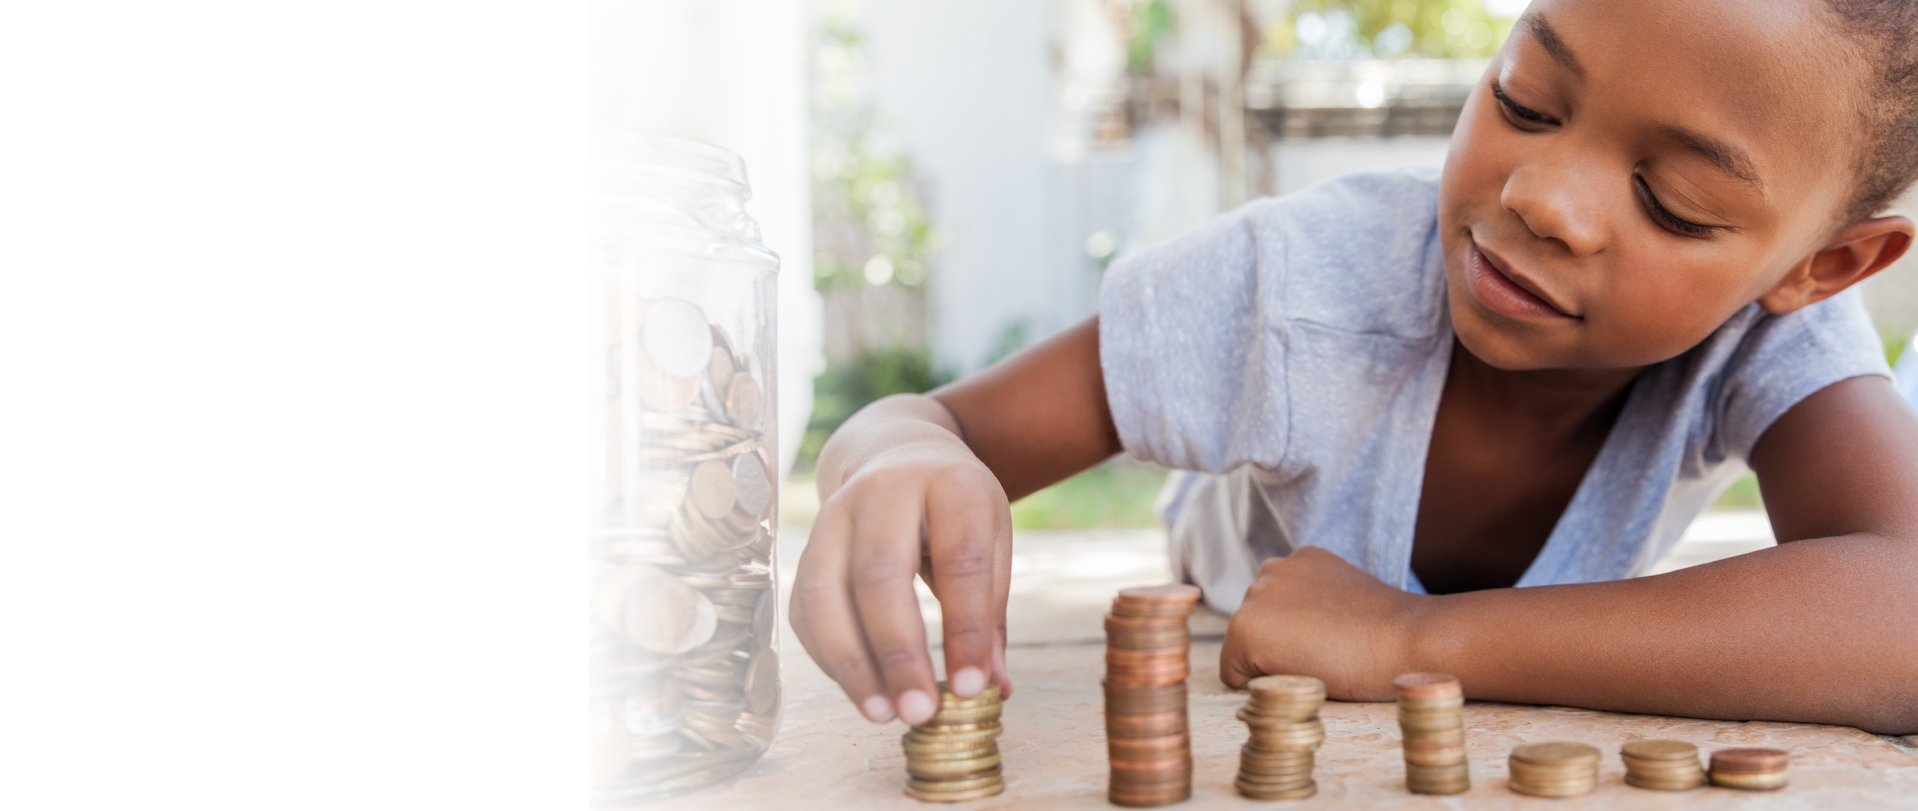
left=1465, top=240, right=1576, bottom=320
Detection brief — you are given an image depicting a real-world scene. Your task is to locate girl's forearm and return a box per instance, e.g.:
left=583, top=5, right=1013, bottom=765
left=1410, top=533, right=1918, bottom=734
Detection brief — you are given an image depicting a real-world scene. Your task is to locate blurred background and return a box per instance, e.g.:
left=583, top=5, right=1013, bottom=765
left=609, top=0, right=1918, bottom=571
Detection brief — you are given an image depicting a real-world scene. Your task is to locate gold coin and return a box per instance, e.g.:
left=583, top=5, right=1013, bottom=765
left=937, top=681, right=1002, bottom=706
left=689, top=460, right=735, bottom=519
left=1246, top=675, right=1325, bottom=697
left=726, top=373, right=762, bottom=430
left=1509, top=780, right=1596, bottom=797
left=1710, top=771, right=1788, bottom=790
left=908, top=755, right=1002, bottom=777
left=1621, top=739, right=1698, bottom=761
left=904, top=742, right=1000, bottom=760
left=927, top=705, right=1002, bottom=725
left=903, top=783, right=1004, bottom=802
left=906, top=770, right=1005, bottom=792
left=1626, top=774, right=1704, bottom=791
left=1511, top=741, right=1601, bottom=766
left=1236, top=778, right=1316, bottom=800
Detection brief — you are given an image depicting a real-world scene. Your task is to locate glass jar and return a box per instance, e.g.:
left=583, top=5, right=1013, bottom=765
left=590, top=132, right=781, bottom=803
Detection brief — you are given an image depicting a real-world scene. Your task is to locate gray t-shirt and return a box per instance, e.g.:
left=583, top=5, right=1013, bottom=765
left=1099, top=168, right=1890, bottom=613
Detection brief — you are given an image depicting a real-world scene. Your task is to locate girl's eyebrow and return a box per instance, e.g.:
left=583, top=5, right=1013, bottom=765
left=1656, top=125, right=1766, bottom=197
left=1520, top=14, right=1586, bottom=81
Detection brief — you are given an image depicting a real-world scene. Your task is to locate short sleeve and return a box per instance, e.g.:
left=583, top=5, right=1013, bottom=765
left=1099, top=204, right=1288, bottom=473
left=1714, top=289, right=1891, bottom=459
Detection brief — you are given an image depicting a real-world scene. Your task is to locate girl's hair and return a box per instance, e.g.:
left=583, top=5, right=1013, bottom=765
left=1826, top=0, right=1918, bottom=222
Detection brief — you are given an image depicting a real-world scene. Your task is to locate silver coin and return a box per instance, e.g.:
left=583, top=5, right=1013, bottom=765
left=731, top=452, right=772, bottom=518
left=641, top=298, right=713, bottom=379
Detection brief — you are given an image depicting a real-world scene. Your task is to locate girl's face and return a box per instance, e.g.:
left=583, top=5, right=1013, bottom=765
left=1439, top=0, right=1867, bottom=370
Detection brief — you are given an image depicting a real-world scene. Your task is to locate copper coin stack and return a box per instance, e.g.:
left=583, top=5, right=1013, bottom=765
left=1394, top=672, right=1469, bottom=795
left=901, top=682, right=1006, bottom=802
left=1234, top=675, right=1326, bottom=800
left=1104, top=584, right=1202, bottom=808
left=1508, top=742, right=1600, bottom=797
left=1621, top=740, right=1705, bottom=790
left=1709, top=747, right=1789, bottom=791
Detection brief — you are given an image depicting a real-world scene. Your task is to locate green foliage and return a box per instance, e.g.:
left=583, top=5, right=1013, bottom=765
left=811, top=13, right=938, bottom=292
left=796, top=347, right=957, bottom=470
left=1712, top=473, right=1763, bottom=509
left=982, top=319, right=1031, bottom=368
left=1127, top=0, right=1176, bottom=73
left=1884, top=327, right=1908, bottom=368
left=1011, top=462, right=1168, bottom=529
left=1266, top=0, right=1517, bottom=60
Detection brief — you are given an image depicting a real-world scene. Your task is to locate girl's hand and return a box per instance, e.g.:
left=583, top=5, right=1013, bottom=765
left=1220, top=546, right=1424, bottom=700
left=789, top=434, right=1013, bottom=726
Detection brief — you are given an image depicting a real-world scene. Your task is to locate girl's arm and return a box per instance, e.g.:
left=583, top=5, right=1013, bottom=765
left=1221, top=374, right=1918, bottom=734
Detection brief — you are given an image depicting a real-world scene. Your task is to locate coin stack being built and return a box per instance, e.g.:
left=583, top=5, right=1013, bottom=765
left=1394, top=673, right=1469, bottom=795
left=1621, top=740, right=1705, bottom=790
left=901, top=682, right=1006, bottom=802
left=1234, top=675, right=1326, bottom=800
left=1103, top=584, right=1202, bottom=808
left=1508, top=742, right=1600, bottom=797
left=591, top=296, right=781, bottom=793
left=1709, top=747, right=1789, bottom=791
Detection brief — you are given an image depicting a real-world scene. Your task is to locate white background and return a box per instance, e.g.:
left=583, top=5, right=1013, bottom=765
left=1, top=2, right=582, bottom=807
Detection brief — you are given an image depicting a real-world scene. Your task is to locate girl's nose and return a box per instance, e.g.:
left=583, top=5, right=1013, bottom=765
left=1500, top=158, right=1606, bottom=258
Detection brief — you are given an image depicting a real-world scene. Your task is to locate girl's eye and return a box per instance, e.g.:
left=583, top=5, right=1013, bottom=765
left=1490, top=81, right=1557, bottom=130
left=1634, top=176, right=1719, bottom=237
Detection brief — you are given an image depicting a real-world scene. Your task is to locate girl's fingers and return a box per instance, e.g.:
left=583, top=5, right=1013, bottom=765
left=789, top=503, right=893, bottom=722
left=848, top=491, right=941, bottom=725
left=924, top=472, right=1010, bottom=699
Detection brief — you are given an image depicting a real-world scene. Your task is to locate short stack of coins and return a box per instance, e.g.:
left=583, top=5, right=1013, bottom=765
left=1104, top=584, right=1202, bottom=807
left=1235, top=675, right=1326, bottom=800
left=1621, top=740, right=1705, bottom=790
left=1508, top=742, right=1600, bottom=797
left=1394, top=673, right=1469, bottom=795
left=1709, top=747, right=1789, bottom=791
left=901, top=682, right=1006, bottom=802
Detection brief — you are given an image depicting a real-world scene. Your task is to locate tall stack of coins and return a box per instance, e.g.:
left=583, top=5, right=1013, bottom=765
left=901, top=683, right=1006, bottom=802
left=1621, top=740, right=1705, bottom=790
left=591, top=295, right=781, bottom=793
left=1235, top=675, right=1326, bottom=800
left=1394, top=673, right=1469, bottom=795
left=1709, top=747, right=1789, bottom=791
left=1508, top=742, right=1599, bottom=797
left=1104, top=584, right=1202, bottom=808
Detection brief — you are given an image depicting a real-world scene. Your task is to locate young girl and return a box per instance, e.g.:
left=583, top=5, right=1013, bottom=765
left=790, top=0, right=1918, bottom=735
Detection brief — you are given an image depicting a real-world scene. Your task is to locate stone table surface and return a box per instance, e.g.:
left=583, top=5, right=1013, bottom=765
left=638, top=520, right=1918, bottom=808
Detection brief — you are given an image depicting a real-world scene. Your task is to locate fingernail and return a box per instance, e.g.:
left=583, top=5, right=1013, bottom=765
left=950, top=666, right=986, bottom=698
left=861, top=695, right=894, bottom=723
left=897, top=689, right=935, bottom=725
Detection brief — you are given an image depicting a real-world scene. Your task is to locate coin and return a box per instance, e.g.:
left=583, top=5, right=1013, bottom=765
left=906, top=768, right=1004, bottom=792
left=902, top=784, right=1004, bottom=802
left=1512, top=741, right=1600, bottom=766
left=1509, top=780, right=1595, bottom=797
left=718, top=370, right=760, bottom=429
left=1710, top=770, right=1788, bottom=790
left=1622, top=739, right=1697, bottom=761
left=908, top=754, right=1001, bottom=777
left=1236, top=778, right=1316, bottom=800
left=1710, top=747, right=1789, bottom=773
left=687, top=459, right=736, bottom=519
left=1626, top=774, right=1705, bottom=791
left=1393, top=672, right=1463, bottom=700
left=707, top=343, right=735, bottom=392
left=641, top=298, right=714, bottom=379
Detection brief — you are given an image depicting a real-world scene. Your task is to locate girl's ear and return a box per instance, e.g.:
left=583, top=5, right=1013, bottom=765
left=1759, top=216, right=1916, bottom=314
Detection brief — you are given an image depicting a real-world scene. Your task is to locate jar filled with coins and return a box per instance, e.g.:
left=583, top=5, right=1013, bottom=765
left=591, top=132, right=781, bottom=802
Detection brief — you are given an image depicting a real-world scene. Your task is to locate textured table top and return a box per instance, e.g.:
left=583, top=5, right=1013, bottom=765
left=647, top=638, right=1918, bottom=809
left=638, top=524, right=1918, bottom=808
